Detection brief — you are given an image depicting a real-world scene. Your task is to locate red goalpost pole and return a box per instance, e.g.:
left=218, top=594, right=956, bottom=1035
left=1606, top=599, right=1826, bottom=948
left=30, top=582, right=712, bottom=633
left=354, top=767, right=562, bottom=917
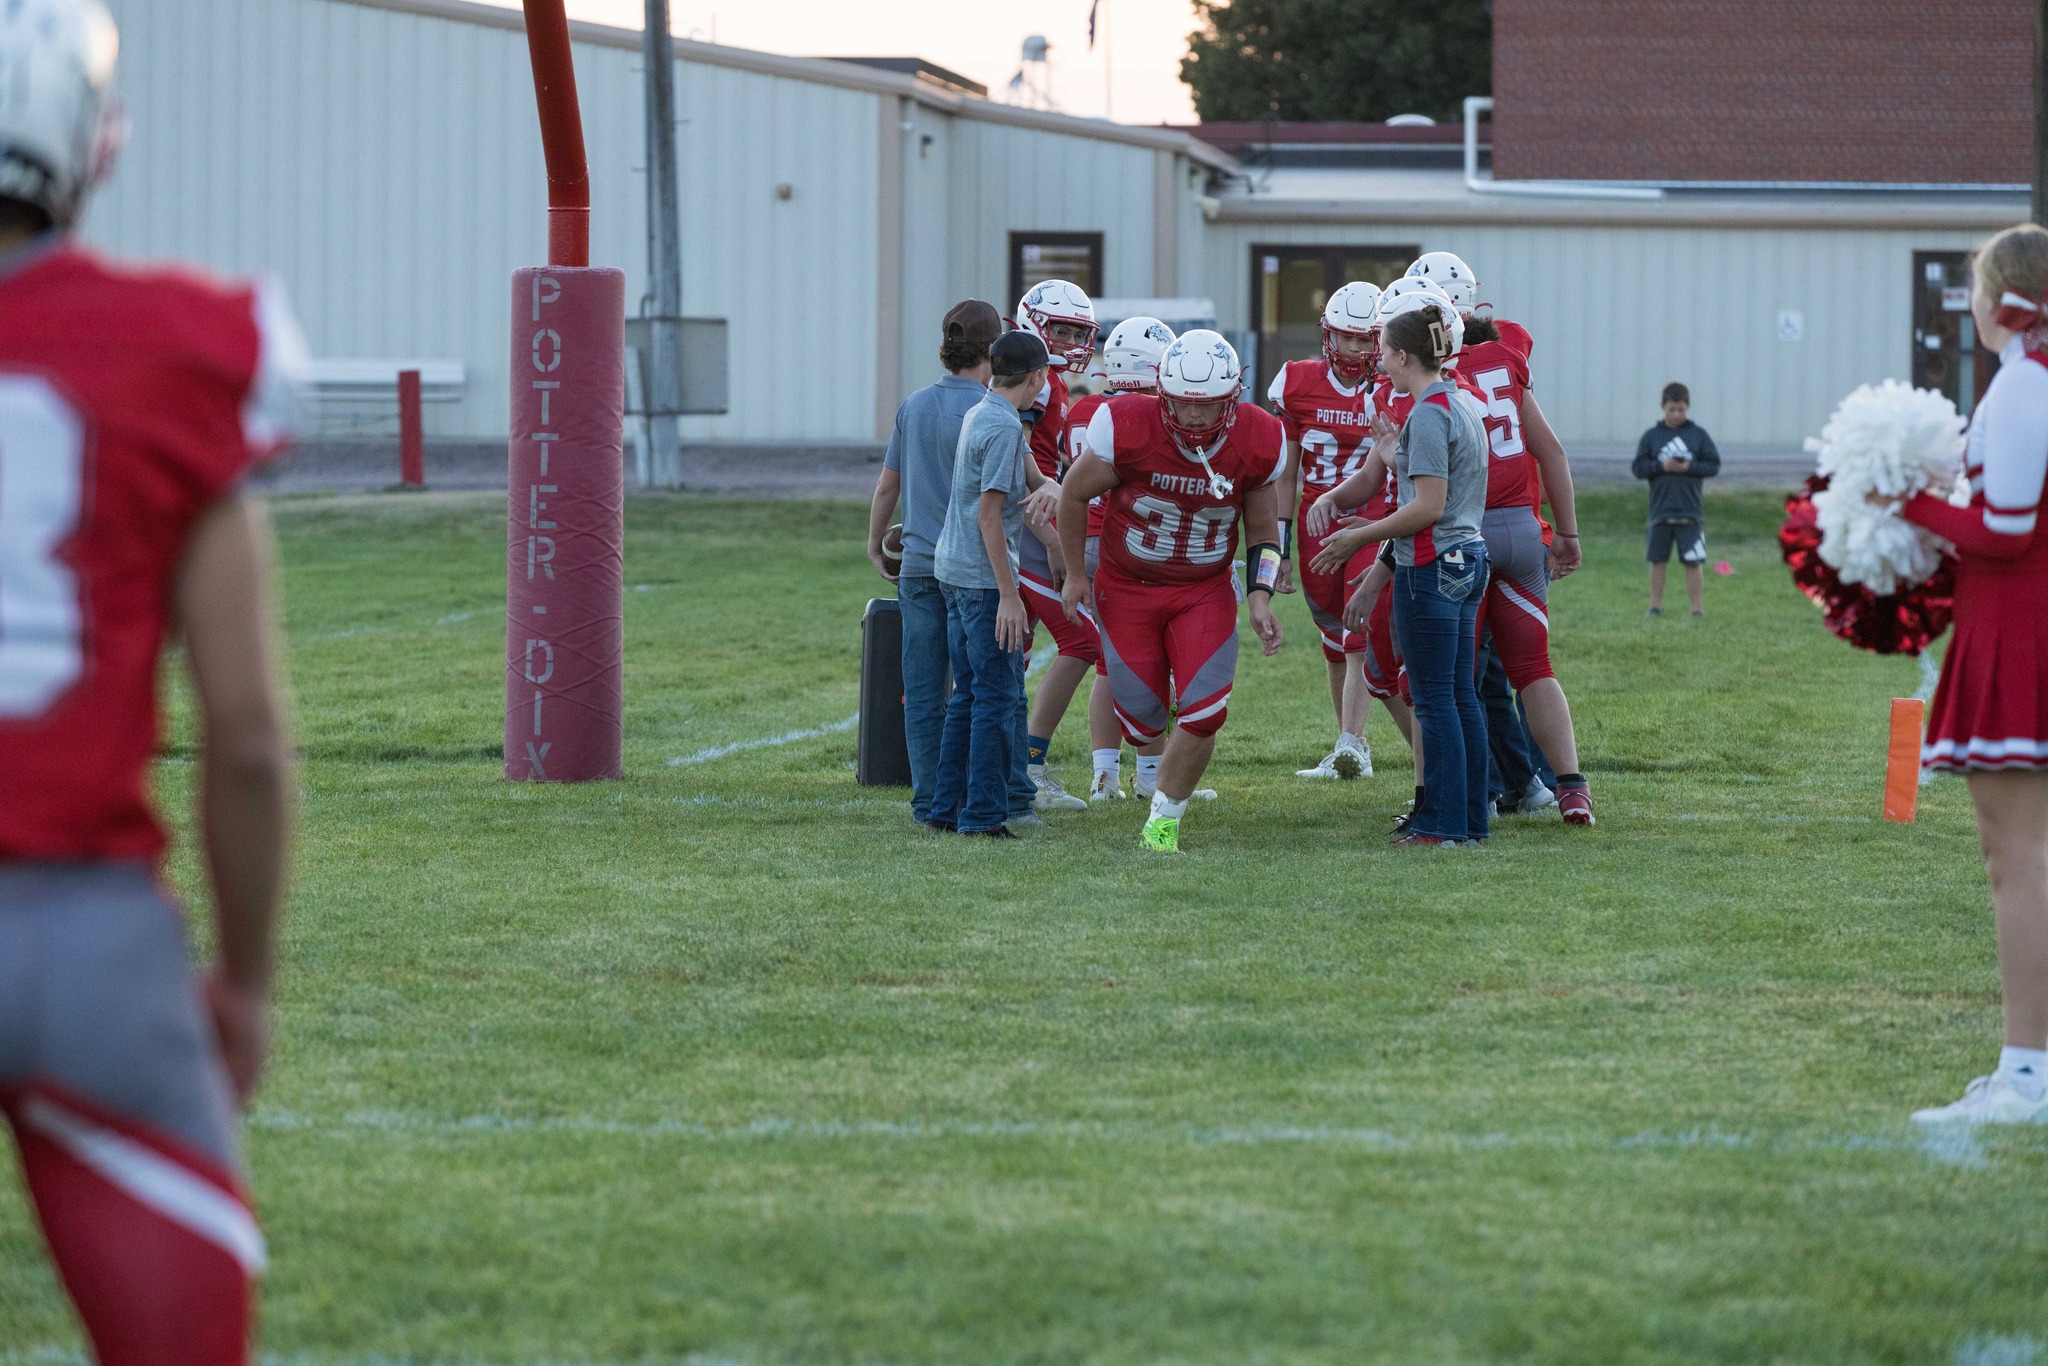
left=506, top=0, right=625, bottom=782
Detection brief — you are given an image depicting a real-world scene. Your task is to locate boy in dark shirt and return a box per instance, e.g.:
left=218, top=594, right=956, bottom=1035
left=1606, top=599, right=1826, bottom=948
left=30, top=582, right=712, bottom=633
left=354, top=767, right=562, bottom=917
left=1633, top=381, right=1720, bottom=616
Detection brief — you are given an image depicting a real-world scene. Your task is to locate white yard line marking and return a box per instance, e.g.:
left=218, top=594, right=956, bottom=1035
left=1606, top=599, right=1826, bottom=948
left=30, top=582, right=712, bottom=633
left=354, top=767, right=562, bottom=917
left=667, top=716, right=859, bottom=767
left=246, top=1109, right=2023, bottom=1169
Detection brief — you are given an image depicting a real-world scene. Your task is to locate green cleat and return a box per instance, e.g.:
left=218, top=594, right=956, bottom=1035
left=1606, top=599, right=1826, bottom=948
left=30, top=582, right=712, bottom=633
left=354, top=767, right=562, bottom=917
left=1140, top=816, right=1181, bottom=853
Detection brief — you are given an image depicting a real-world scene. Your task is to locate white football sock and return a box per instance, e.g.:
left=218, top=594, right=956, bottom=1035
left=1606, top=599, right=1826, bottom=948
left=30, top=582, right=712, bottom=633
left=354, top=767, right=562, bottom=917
left=1136, top=755, right=1161, bottom=787
left=1999, top=1045, right=2048, bottom=1100
left=1149, top=791, right=1188, bottom=821
left=1093, top=748, right=1121, bottom=778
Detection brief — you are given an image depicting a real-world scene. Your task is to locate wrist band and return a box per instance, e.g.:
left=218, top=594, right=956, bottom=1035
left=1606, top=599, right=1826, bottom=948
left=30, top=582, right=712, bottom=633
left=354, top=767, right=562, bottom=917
left=1377, top=543, right=1396, bottom=570
left=1275, top=518, right=1294, bottom=557
left=1247, top=542, right=1283, bottom=596
left=1557, top=532, right=1579, bottom=539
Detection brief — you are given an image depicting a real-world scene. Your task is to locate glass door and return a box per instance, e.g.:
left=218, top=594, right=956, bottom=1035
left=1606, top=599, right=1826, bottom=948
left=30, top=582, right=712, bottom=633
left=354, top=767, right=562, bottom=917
left=1913, top=251, right=1999, bottom=417
left=1250, top=245, right=1417, bottom=402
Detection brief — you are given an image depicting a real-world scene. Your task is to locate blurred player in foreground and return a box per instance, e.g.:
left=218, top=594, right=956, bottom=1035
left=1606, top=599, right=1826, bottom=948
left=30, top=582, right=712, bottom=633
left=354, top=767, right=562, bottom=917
left=0, top=2, right=303, bottom=1359
left=1058, top=332, right=1286, bottom=852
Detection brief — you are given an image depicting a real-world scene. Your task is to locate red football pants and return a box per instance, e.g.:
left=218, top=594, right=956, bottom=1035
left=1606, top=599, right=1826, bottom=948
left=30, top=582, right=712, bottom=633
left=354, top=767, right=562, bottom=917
left=1297, top=486, right=1376, bottom=664
left=1092, top=565, right=1240, bottom=742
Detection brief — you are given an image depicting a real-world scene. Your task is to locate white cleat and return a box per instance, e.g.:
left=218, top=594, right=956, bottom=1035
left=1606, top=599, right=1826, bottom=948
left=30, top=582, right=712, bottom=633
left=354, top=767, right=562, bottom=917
left=1334, top=739, right=1372, bottom=780
left=1030, top=765, right=1088, bottom=813
left=1296, top=751, right=1341, bottom=779
left=1088, top=769, right=1126, bottom=803
left=1132, top=776, right=1216, bottom=801
left=1912, top=1073, right=2048, bottom=1126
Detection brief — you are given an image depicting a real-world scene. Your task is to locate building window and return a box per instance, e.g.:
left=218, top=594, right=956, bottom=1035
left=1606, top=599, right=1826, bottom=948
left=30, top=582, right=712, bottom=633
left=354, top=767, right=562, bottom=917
left=1010, top=232, right=1104, bottom=311
left=1249, top=245, right=1417, bottom=403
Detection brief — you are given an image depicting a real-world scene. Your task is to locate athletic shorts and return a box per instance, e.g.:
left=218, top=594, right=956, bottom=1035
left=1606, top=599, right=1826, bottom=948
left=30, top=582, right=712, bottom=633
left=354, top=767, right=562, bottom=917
left=1478, top=505, right=1556, bottom=691
left=1093, top=564, right=1240, bottom=743
left=1, top=862, right=261, bottom=1365
left=1647, top=518, right=1706, bottom=565
left=1297, top=485, right=1375, bottom=664
left=1019, top=529, right=1100, bottom=663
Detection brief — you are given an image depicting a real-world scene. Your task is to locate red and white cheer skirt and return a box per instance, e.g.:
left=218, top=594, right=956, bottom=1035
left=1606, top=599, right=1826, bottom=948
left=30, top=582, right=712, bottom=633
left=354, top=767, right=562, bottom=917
left=1923, top=553, right=2048, bottom=772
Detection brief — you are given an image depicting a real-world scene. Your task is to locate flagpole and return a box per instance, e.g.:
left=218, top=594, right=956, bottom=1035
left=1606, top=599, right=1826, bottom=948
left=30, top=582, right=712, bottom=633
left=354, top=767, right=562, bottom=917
left=1104, top=0, right=1113, bottom=121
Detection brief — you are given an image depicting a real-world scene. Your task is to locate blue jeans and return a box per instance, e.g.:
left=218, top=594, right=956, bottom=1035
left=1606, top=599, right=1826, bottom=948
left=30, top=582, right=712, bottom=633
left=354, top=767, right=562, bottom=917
left=1394, top=547, right=1491, bottom=841
left=897, top=575, right=952, bottom=824
left=932, top=585, right=1027, bottom=833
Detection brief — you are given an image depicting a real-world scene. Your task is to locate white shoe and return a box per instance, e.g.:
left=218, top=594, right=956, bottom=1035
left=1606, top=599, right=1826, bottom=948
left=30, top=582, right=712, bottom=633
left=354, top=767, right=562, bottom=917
left=1132, top=776, right=1216, bottom=801
left=1912, top=1072, right=2048, bottom=1125
left=1514, top=781, right=1557, bottom=815
left=1295, top=751, right=1341, bottom=779
left=1334, top=739, right=1371, bottom=780
left=1030, top=765, right=1088, bottom=813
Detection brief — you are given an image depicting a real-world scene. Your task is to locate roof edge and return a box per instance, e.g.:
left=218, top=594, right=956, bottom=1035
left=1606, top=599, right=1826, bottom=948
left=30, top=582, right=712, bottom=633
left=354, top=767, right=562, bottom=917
left=1210, top=192, right=2027, bottom=231
left=327, top=0, right=1237, bottom=169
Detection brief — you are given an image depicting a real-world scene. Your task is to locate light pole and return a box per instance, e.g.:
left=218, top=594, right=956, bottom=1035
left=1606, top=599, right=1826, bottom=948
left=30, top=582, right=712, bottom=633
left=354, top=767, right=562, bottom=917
left=643, top=0, right=684, bottom=485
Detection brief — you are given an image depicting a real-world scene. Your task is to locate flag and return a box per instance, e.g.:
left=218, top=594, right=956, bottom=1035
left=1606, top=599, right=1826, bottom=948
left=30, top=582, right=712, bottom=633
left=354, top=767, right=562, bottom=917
left=1088, top=0, right=1098, bottom=48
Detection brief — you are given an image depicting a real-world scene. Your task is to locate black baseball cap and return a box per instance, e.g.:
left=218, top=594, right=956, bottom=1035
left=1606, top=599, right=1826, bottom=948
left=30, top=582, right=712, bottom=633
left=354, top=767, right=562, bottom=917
left=943, top=299, right=1003, bottom=352
left=990, top=329, right=1050, bottom=378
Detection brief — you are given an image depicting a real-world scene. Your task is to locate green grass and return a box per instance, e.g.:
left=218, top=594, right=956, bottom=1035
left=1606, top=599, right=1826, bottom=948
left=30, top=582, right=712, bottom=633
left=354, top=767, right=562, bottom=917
left=3, top=486, right=2044, bottom=1365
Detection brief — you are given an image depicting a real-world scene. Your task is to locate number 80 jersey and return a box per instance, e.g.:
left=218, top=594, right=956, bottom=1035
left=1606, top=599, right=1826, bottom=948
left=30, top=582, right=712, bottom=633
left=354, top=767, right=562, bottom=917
left=0, top=244, right=307, bottom=864
left=1086, top=393, right=1285, bottom=586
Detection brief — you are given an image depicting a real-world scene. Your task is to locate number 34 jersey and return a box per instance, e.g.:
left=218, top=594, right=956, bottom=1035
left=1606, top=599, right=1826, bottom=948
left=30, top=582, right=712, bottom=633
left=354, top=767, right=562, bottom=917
left=1085, top=393, right=1285, bottom=586
left=1264, top=358, right=1375, bottom=492
left=0, top=243, right=308, bottom=864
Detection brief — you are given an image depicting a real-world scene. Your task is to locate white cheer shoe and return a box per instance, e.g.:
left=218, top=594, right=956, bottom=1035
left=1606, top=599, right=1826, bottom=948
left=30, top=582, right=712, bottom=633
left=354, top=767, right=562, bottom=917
left=1912, top=1072, right=2048, bottom=1126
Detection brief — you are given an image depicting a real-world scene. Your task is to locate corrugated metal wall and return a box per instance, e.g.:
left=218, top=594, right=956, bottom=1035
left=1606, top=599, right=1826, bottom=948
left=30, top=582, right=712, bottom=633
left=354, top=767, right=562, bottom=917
left=1201, top=220, right=1989, bottom=447
left=88, top=0, right=882, bottom=443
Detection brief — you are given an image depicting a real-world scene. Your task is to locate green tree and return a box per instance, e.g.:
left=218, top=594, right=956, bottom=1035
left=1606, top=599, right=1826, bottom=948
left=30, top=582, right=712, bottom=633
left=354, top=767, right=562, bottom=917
left=1180, top=0, right=1492, bottom=124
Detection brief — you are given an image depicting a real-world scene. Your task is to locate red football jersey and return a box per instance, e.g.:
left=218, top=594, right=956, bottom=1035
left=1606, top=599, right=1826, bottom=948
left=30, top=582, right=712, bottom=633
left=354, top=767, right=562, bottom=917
left=1455, top=319, right=1537, bottom=510
left=1064, top=390, right=1112, bottom=539
left=1086, top=394, right=1285, bottom=586
left=1027, top=367, right=1071, bottom=479
left=1265, top=359, right=1376, bottom=492
left=0, top=244, right=306, bottom=864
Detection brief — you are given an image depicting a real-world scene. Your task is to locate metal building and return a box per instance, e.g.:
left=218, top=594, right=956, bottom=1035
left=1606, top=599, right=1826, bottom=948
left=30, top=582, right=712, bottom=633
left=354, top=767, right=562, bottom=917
left=87, top=0, right=1226, bottom=449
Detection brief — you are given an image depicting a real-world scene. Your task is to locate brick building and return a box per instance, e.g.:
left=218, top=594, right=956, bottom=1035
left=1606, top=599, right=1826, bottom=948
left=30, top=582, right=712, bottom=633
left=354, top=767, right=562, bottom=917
left=1492, top=0, right=2034, bottom=187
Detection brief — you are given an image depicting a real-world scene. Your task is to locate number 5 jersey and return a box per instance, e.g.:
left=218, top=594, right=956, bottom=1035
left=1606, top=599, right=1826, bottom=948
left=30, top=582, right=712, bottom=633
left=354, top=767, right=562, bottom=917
left=0, top=241, right=308, bottom=863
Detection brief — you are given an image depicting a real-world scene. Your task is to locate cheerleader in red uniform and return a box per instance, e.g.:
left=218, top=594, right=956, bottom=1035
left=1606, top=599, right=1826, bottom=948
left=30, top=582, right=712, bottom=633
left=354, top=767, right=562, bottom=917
left=1902, top=223, right=2048, bottom=1125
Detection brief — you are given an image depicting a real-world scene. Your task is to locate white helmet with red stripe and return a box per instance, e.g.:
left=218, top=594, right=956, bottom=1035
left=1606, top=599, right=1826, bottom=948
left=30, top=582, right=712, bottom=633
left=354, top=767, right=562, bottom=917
left=1321, top=281, right=1382, bottom=384
left=0, top=0, right=122, bottom=229
left=1015, top=279, right=1099, bottom=373
left=1405, top=251, right=1481, bottom=313
left=1157, top=329, right=1243, bottom=475
left=1100, top=316, right=1175, bottom=392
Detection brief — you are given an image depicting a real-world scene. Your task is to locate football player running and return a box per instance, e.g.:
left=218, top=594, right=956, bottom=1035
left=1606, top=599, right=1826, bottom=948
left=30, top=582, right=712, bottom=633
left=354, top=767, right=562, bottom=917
left=1011, top=279, right=1100, bottom=813
left=1058, top=332, right=1287, bottom=852
left=1065, top=317, right=1176, bottom=802
left=1268, top=282, right=1383, bottom=781
left=1405, top=251, right=1595, bottom=825
left=0, top=3, right=304, bottom=1359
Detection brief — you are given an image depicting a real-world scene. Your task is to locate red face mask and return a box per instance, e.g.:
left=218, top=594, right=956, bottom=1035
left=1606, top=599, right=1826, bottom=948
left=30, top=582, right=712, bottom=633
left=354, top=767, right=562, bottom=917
left=1323, top=325, right=1378, bottom=384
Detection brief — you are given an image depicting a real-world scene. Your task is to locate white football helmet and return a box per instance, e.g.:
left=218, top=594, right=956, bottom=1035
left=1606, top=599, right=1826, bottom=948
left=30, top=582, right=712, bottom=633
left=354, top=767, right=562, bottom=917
left=1100, top=316, right=1175, bottom=392
left=1405, top=251, right=1481, bottom=313
left=1321, top=281, right=1382, bottom=384
left=1157, top=330, right=1243, bottom=488
left=0, top=0, right=121, bottom=229
left=1015, top=279, right=1099, bottom=373
left=1375, top=289, right=1464, bottom=367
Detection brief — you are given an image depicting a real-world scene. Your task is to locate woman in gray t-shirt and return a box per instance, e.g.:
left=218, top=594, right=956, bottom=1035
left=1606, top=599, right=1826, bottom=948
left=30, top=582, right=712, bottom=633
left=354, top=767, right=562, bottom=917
left=1311, top=301, right=1492, bottom=845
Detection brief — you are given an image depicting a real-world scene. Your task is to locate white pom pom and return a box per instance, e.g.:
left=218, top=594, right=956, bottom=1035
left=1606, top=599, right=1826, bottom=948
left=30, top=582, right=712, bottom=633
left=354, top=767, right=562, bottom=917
left=1804, top=380, right=1964, bottom=595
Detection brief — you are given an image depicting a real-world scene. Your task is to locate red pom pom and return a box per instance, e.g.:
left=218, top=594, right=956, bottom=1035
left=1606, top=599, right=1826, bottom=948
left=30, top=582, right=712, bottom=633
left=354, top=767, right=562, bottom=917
left=1779, top=475, right=1955, bottom=655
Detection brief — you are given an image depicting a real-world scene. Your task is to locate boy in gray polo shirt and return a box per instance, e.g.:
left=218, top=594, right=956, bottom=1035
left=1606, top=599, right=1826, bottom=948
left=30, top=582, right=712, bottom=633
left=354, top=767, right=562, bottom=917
left=929, top=332, right=1055, bottom=837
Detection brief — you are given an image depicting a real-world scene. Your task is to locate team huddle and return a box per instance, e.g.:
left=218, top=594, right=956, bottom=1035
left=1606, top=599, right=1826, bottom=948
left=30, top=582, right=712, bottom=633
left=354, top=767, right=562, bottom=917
left=879, top=253, right=1596, bottom=852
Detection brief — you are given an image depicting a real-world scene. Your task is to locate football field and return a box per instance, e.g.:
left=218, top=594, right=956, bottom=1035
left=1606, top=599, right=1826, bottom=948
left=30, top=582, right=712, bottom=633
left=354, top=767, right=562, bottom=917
left=4, top=486, right=2046, bottom=1364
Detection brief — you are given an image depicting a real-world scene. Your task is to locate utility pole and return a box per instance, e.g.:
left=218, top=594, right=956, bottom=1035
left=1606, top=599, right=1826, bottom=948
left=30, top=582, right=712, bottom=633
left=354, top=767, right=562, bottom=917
left=643, top=0, right=684, bottom=485
left=2035, top=0, right=2047, bottom=225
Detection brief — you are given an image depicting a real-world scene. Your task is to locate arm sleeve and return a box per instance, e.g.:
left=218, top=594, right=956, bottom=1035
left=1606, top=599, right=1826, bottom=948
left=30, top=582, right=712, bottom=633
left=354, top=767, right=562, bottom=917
left=1689, top=428, right=1721, bottom=478
left=1903, top=363, right=2048, bottom=559
left=1632, top=430, right=1658, bottom=481
left=1085, top=403, right=1118, bottom=469
left=979, top=429, right=1018, bottom=495
left=884, top=399, right=908, bottom=471
left=1265, top=366, right=1301, bottom=441
left=238, top=277, right=312, bottom=465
